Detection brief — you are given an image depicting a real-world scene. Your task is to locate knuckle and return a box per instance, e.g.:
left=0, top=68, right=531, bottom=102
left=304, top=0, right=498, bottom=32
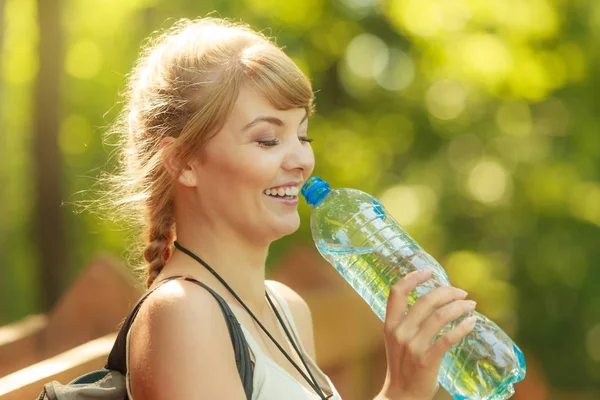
left=393, top=330, right=408, bottom=346
left=389, top=283, right=404, bottom=298
left=407, top=340, right=419, bottom=355
left=424, top=287, right=450, bottom=306
left=383, top=323, right=395, bottom=336
left=455, top=301, right=475, bottom=317
left=415, top=354, right=428, bottom=368
left=452, top=302, right=466, bottom=314
left=439, top=334, right=453, bottom=348
left=433, top=309, right=446, bottom=323
left=417, top=294, right=433, bottom=309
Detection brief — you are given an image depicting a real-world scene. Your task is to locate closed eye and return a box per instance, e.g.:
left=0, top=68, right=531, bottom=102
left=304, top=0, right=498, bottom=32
left=257, top=139, right=280, bottom=147
left=299, top=137, right=313, bottom=143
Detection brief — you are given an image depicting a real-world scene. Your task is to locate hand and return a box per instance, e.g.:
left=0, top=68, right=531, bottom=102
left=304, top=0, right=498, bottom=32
left=376, top=269, right=477, bottom=400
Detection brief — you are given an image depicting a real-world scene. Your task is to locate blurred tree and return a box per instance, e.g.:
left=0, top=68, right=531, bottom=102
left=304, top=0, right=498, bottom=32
left=34, top=0, right=67, bottom=310
left=0, top=0, right=5, bottom=321
left=1, top=0, right=600, bottom=394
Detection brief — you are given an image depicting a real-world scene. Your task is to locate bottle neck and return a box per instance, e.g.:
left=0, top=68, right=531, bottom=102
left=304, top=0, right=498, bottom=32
left=309, top=186, right=330, bottom=206
left=301, top=177, right=331, bottom=206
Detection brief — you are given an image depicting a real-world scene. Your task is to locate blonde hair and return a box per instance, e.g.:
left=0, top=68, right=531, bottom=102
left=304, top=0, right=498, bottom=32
left=103, top=17, right=314, bottom=288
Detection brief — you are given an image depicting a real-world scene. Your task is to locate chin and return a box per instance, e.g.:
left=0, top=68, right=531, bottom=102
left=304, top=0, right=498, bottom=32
left=269, top=217, right=301, bottom=240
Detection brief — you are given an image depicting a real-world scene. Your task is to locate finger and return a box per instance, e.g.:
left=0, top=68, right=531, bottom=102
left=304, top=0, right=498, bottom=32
left=425, top=314, right=477, bottom=364
left=399, top=286, right=469, bottom=338
left=409, top=299, right=476, bottom=356
left=384, top=268, right=432, bottom=332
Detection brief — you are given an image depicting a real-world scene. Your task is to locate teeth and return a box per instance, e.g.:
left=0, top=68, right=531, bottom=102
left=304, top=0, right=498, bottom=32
left=263, top=186, right=300, bottom=197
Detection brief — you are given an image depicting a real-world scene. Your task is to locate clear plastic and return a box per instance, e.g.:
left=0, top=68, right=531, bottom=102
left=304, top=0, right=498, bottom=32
left=302, top=178, right=526, bottom=400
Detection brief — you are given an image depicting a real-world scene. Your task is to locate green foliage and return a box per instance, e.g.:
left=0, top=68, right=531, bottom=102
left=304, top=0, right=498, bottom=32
left=1, top=0, right=599, bottom=390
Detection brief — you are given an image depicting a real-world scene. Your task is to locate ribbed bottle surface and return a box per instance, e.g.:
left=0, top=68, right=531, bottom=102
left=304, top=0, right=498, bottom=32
left=304, top=181, right=526, bottom=399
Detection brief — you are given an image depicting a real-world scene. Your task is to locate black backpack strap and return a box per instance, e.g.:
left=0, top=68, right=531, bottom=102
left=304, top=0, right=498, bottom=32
left=105, top=275, right=181, bottom=374
left=105, top=275, right=253, bottom=400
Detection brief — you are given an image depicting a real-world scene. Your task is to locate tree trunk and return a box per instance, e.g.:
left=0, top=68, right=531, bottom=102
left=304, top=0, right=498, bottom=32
left=0, top=0, right=5, bottom=321
left=34, top=0, right=66, bottom=311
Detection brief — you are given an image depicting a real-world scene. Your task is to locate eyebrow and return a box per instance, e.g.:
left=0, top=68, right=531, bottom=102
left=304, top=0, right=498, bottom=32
left=242, top=112, right=308, bottom=131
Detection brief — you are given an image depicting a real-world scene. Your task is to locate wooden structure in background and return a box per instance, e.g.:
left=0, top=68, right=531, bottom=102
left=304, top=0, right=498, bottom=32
left=0, top=333, right=116, bottom=400
left=0, top=255, right=142, bottom=378
left=0, top=314, right=48, bottom=378
left=0, top=246, right=547, bottom=400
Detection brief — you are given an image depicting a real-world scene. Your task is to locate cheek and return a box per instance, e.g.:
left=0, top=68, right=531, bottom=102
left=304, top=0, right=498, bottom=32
left=217, top=155, right=273, bottom=199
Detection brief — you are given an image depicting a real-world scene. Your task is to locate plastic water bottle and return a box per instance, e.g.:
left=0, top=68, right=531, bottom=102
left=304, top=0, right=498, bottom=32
left=301, top=177, right=526, bottom=400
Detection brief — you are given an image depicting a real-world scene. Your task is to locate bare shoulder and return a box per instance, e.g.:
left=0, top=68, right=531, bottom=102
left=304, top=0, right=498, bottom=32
left=128, top=279, right=246, bottom=400
left=266, top=280, right=317, bottom=360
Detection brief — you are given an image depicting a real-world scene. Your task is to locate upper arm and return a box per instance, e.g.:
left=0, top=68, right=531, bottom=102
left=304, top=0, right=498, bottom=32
left=128, top=280, right=246, bottom=400
left=267, top=281, right=317, bottom=361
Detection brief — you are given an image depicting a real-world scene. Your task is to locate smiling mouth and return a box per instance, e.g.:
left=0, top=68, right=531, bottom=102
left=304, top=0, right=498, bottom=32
left=263, top=186, right=299, bottom=200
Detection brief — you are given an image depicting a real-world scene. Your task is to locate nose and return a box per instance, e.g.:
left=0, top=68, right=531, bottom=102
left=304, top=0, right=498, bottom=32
left=281, top=136, right=315, bottom=175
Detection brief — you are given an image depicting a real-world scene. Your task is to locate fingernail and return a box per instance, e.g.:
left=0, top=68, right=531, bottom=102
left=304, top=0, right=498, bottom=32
left=410, top=269, right=429, bottom=277
left=466, top=316, right=476, bottom=326
left=466, top=300, right=477, bottom=308
left=457, top=289, right=468, bottom=297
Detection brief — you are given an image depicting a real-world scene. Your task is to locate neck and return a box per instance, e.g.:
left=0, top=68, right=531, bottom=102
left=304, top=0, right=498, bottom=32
left=165, top=213, right=271, bottom=313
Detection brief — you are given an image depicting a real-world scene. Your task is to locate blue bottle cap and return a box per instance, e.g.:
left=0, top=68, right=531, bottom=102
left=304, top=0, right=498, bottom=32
left=301, top=176, right=331, bottom=206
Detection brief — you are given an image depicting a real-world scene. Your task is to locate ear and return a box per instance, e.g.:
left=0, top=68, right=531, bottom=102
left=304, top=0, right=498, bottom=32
left=159, top=137, right=197, bottom=188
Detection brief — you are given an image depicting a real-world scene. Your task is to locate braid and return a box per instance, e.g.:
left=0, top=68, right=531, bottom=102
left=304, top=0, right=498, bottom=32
left=93, top=17, right=314, bottom=289
left=144, top=197, right=175, bottom=288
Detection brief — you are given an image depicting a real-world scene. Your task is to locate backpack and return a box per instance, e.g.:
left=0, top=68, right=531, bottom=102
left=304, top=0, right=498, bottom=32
left=37, top=276, right=254, bottom=400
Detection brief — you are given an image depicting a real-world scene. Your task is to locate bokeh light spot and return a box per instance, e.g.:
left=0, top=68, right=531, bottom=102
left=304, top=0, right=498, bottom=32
left=509, top=53, right=550, bottom=100
left=66, top=40, right=103, bottom=79
left=426, top=80, right=467, bottom=120
left=3, top=0, right=38, bottom=84
left=386, top=0, right=470, bottom=38
left=459, top=34, right=512, bottom=85
left=345, top=34, right=389, bottom=79
left=379, top=184, right=438, bottom=227
left=375, top=48, right=415, bottom=91
left=388, top=0, right=442, bottom=37
left=445, top=251, right=491, bottom=292
left=467, top=160, right=511, bottom=204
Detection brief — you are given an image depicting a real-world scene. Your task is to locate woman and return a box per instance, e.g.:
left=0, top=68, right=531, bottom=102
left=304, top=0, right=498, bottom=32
left=106, top=17, right=477, bottom=399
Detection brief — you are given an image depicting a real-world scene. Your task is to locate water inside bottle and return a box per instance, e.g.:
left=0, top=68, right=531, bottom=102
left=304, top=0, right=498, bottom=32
left=317, top=244, right=526, bottom=400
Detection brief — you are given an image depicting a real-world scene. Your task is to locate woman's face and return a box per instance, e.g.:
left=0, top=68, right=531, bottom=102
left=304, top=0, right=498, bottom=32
left=185, top=84, right=315, bottom=244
